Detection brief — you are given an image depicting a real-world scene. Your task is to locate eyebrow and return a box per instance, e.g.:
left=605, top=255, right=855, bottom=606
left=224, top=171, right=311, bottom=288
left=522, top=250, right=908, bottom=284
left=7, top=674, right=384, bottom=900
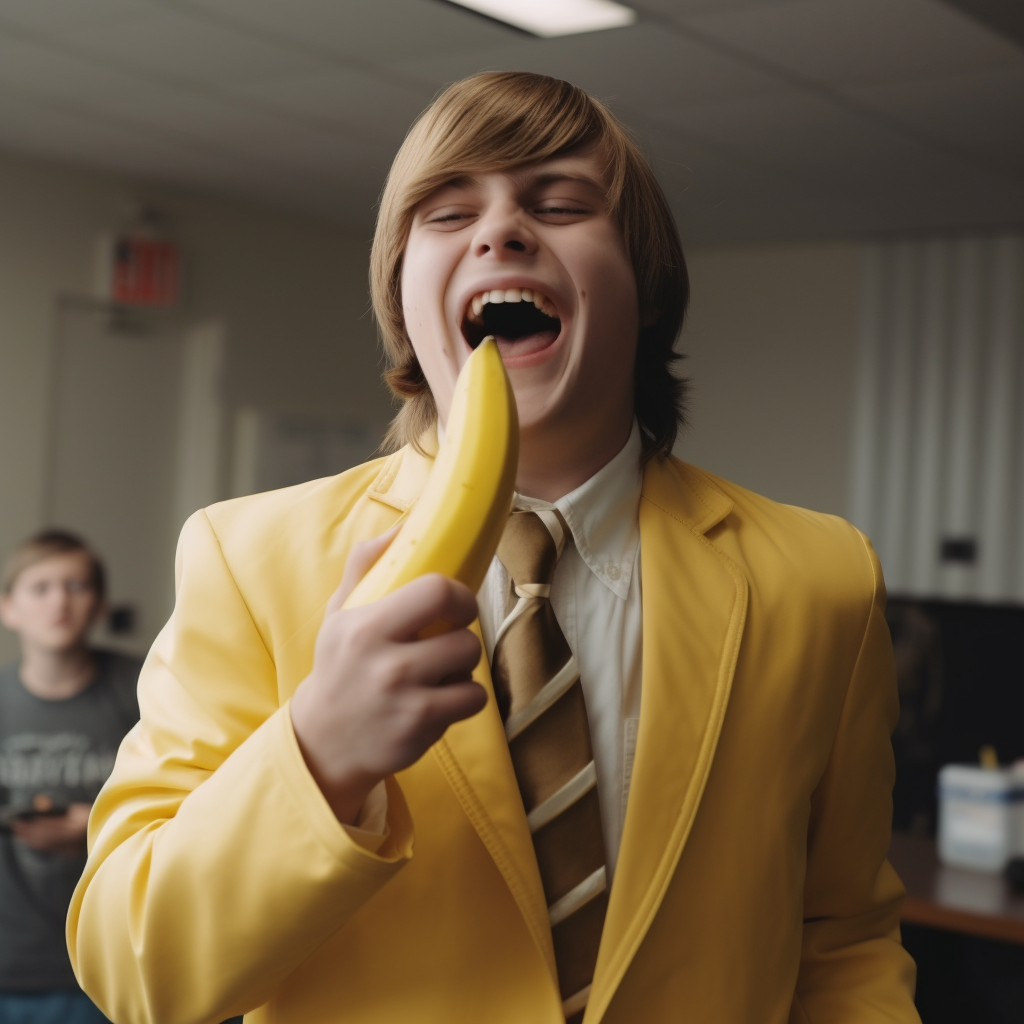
left=436, top=175, right=480, bottom=194
left=430, top=169, right=607, bottom=198
left=520, top=171, right=606, bottom=194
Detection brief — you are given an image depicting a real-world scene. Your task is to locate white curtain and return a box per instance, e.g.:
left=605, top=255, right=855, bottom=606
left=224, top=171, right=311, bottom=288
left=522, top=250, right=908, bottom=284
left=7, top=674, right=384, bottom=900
left=849, top=234, right=1024, bottom=602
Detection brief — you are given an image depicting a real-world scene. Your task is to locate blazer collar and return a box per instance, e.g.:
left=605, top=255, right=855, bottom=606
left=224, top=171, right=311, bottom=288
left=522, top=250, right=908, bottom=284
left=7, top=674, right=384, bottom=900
left=365, top=432, right=438, bottom=513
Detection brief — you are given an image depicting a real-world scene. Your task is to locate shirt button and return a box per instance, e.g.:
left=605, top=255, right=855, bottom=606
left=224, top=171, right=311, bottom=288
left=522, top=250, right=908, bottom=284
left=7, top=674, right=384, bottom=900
left=606, top=564, right=621, bottom=581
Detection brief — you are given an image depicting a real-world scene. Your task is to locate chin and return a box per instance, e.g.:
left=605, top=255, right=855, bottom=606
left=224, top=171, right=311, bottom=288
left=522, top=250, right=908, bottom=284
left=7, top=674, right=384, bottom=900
left=43, top=633, right=86, bottom=652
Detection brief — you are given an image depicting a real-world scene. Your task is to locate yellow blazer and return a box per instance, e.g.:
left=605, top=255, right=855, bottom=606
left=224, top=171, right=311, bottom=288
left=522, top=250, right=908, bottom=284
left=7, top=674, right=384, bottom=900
left=68, top=444, right=919, bottom=1024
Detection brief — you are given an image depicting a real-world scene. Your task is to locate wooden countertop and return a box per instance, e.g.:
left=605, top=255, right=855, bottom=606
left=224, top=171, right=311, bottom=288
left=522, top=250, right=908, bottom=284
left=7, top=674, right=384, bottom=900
left=889, top=833, right=1024, bottom=945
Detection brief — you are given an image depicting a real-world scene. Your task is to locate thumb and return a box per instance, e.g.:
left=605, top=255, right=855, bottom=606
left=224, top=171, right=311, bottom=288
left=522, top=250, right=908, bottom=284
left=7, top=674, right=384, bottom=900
left=326, top=523, right=401, bottom=615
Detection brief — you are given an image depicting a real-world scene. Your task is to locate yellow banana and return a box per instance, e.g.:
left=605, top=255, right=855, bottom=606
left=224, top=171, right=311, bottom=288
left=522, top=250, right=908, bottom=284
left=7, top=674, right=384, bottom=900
left=343, top=336, right=518, bottom=622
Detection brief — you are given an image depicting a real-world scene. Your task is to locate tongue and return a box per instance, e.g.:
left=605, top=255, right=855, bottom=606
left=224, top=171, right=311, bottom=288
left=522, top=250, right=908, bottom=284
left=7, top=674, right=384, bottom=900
left=494, top=329, right=558, bottom=359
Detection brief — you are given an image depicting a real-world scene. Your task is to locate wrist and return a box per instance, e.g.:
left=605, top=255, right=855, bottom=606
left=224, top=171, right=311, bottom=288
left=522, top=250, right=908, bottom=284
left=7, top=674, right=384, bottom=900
left=289, top=698, right=381, bottom=826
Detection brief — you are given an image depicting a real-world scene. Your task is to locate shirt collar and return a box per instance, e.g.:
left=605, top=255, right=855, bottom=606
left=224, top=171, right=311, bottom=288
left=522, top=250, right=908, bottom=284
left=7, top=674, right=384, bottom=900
left=515, top=421, right=642, bottom=600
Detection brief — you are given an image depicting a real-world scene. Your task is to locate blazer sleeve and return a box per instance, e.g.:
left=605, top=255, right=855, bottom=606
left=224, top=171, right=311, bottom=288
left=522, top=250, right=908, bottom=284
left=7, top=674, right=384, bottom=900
left=790, top=532, right=920, bottom=1024
left=67, top=509, right=415, bottom=1024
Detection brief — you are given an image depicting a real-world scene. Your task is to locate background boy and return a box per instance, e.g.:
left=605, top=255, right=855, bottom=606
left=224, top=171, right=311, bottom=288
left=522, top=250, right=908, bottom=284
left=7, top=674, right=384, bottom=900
left=70, top=73, right=920, bottom=1023
left=0, top=530, right=140, bottom=1024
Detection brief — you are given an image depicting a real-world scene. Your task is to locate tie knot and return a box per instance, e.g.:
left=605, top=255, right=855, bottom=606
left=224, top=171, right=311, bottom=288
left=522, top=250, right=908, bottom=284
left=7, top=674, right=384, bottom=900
left=497, top=510, right=567, bottom=588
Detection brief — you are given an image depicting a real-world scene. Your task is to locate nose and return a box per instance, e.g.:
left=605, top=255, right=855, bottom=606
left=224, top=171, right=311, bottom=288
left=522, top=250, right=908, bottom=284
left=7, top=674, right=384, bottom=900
left=472, top=205, right=538, bottom=259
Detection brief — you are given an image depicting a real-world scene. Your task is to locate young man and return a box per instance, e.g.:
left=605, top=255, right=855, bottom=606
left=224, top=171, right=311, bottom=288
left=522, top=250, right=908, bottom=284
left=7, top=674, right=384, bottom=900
left=0, top=531, right=140, bottom=1024
left=69, top=73, right=920, bottom=1023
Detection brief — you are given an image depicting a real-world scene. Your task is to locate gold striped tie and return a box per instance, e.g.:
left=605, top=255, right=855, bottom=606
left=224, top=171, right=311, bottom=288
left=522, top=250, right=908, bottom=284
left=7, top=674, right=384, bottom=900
left=492, top=509, right=607, bottom=1024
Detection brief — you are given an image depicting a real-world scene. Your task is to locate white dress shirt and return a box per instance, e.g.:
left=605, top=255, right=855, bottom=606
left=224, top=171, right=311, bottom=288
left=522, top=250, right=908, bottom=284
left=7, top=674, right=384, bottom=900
left=343, top=423, right=644, bottom=878
left=478, top=421, right=644, bottom=880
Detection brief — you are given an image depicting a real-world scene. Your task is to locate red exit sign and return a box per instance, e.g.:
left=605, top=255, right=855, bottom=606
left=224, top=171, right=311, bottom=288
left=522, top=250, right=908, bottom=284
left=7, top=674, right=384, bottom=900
left=97, top=234, right=181, bottom=307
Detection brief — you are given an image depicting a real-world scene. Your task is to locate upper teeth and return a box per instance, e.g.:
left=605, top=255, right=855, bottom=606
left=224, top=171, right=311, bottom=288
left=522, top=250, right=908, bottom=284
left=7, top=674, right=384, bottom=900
left=468, top=289, right=557, bottom=324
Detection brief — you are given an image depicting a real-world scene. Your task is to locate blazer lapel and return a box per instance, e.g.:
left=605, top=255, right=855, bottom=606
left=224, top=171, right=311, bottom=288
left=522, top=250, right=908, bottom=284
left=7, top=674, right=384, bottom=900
left=433, top=662, right=557, bottom=979
left=367, top=440, right=557, bottom=981
left=588, top=457, right=749, bottom=1022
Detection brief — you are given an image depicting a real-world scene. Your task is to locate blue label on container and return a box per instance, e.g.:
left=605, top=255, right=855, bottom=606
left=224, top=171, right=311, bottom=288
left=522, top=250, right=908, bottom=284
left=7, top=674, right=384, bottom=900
left=938, top=786, right=1024, bottom=803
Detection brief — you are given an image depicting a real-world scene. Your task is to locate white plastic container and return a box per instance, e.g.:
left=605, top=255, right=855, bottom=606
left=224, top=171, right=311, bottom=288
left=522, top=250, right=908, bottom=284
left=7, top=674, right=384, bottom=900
left=937, top=764, right=1024, bottom=872
left=1012, top=761, right=1024, bottom=859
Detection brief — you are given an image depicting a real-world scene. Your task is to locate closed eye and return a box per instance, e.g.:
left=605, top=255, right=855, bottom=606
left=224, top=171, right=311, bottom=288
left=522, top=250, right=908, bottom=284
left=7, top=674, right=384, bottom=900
left=533, top=202, right=593, bottom=222
left=428, top=212, right=476, bottom=224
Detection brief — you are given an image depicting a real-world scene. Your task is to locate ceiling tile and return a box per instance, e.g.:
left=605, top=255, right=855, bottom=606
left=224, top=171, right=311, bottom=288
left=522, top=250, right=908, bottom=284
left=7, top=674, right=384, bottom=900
left=232, top=68, right=434, bottom=146
left=0, top=0, right=154, bottom=32
left=649, top=87, right=1015, bottom=195
left=49, top=6, right=326, bottom=86
left=939, top=0, right=1024, bottom=51
left=641, top=125, right=858, bottom=245
left=847, top=66, right=1024, bottom=175
left=633, top=0, right=797, bottom=16
left=673, top=187, right=845, bottom=246
left=173, top=0, right=517, bottom=63
left=0, top=88, right=230, bottom=179
left=820, top=175, right=1024, bottom=235
left=673, top=169, right=1024, bottom=244
left=390, top=22, right=782, bottom=107
left=646, top=126, right=790, bottom=203
left=683, top=0, right=1024, bottom=87
left=0, top=32, right=153, bottom=101
left=0, top=89, right=375, bottom=225
left=87, top=86, right=387, bottom=173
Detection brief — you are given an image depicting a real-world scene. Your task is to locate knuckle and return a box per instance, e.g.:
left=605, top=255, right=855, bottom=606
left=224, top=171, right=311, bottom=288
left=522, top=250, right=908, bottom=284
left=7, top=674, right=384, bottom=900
left=450, top=584, right=478, bottom=621
left=455, top=629, right=481, bottom=664
left=381, top=652, right=412, bottom=692
left=323, top=614, right=361, bottom=658
left=420, top=572, right=450, bottom=605
left=395, top=691, right=431, bottom=736
left=346, top=606, right=375, bottom=641
left=412, top=695, right=436, bottom=732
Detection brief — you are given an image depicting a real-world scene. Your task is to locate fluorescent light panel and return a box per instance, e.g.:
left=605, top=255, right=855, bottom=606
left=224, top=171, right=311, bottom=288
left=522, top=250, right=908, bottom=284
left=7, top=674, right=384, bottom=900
left=447, top=0, right=637, bottom=37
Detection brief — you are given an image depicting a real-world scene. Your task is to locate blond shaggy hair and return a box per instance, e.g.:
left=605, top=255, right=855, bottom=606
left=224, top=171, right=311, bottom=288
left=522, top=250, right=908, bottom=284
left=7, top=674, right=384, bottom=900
left=370, top=71, right=689, bottom=460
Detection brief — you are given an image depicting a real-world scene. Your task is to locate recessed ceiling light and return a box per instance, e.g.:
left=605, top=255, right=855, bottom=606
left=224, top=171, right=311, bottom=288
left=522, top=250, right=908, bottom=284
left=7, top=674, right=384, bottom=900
left=445, top=0, right=637, bottom=38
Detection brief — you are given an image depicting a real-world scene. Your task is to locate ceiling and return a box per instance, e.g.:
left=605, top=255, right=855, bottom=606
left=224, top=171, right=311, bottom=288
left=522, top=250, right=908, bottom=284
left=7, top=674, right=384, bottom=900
left=0, top=0, right=1021, bottom=244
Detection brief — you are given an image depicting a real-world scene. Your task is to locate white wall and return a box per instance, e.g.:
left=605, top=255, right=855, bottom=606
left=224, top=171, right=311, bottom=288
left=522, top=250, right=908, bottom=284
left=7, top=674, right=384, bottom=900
left=0, top=151, right=394, bottom=663
left=677, top=241, right=862, bottom=517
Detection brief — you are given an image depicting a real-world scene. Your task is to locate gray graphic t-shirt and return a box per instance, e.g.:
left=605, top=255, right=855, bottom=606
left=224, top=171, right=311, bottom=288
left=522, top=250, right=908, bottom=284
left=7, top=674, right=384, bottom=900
left=0, top=651, right=141, bottom=991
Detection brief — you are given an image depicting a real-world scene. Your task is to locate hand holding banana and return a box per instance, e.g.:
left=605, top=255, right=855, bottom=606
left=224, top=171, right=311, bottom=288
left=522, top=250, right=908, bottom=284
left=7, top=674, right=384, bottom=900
left=290, top=338, right=518, bottom=825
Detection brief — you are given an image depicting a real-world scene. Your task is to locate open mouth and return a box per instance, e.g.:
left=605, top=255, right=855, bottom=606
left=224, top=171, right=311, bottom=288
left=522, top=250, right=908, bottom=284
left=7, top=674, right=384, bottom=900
left=462, top=288, right=561, bottom=353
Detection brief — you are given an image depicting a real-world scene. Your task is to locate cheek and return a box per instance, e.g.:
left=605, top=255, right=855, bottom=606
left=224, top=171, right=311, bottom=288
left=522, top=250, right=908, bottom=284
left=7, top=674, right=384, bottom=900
left=398, top=256, right=423, bottom=328
left=398, top=238, right=463, bottom=422
left=582, top=251, right=639, bottom=362
left=400, top=244, right=452, bottom=358
left=600, top=243, right=639, bottom=313
left=400, top=235, right=450, bottom=319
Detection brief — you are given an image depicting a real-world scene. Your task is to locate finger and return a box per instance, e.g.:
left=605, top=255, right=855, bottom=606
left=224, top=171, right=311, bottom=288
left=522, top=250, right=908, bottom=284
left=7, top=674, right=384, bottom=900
left=326, top=524, right=402, bottom=615
left=423, top=680, right=489, bottom=729
left=372, top=574, right=479, bottom=641
left=393, top=629, right=482, bottom=688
